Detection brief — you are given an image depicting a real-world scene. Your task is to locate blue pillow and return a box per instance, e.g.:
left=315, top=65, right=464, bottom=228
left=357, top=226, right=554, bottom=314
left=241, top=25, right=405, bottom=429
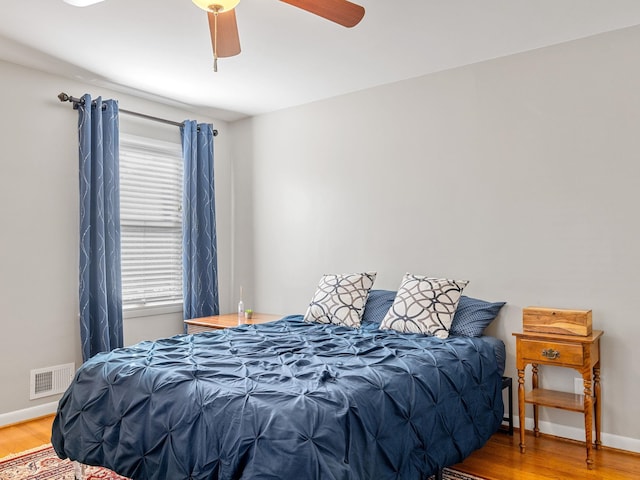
left=449, top=295, right=506, bottom=337
left=362, top=291, right=505, bottom=337
left=361, top=290, right=396, bottom=326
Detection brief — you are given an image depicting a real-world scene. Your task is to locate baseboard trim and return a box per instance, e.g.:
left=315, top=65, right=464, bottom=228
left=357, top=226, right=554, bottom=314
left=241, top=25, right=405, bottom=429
left=0, top=402, right=58, bottom=428
left=517, top=417, right=640, bottom=454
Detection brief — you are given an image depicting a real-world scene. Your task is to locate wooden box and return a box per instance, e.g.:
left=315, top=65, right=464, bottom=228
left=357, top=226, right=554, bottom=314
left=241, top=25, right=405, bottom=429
left=522, top=307, right=592, bottom=336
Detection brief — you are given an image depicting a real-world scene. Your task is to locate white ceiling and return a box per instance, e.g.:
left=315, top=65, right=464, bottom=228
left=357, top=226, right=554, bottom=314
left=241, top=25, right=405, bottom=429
left=2, top=0, right=640, bottom=121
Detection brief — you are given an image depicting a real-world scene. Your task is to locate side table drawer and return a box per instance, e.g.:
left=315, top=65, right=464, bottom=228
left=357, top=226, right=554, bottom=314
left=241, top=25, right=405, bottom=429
left=519, top=338, right=584, bottom=366
left=187, top=324, right=218, bottom=334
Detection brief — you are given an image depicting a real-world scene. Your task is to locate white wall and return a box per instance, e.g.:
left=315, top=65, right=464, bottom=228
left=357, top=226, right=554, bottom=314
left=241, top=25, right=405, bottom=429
left=0, top=59, right=233, bottom=420
left=230, top=25, right=640, bottom=450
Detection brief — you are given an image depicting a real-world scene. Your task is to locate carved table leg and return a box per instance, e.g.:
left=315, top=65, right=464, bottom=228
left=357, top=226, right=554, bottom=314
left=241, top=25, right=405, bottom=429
left=594, top=364, right=602, bottom=450
left=532, top=363, right=539, bottom=437
left=518, top=368, right=526, bottom=453
left=583, top=373, right=594, bottom=470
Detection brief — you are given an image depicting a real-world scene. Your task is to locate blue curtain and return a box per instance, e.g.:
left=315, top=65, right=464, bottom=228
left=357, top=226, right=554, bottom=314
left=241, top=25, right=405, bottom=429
left=78, top=94, right=123, bottom=361
left=181, top=121, right=219, bottom=320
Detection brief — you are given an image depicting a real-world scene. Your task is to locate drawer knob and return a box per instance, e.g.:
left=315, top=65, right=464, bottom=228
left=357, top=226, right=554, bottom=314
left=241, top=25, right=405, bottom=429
left=542, top=348, right=560, bottom=360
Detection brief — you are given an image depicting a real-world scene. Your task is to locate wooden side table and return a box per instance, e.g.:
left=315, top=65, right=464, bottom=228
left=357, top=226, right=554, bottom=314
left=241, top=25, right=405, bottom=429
left=513, top=330, right=603, bottom=469
left=184, top=312, right=282, bottom=333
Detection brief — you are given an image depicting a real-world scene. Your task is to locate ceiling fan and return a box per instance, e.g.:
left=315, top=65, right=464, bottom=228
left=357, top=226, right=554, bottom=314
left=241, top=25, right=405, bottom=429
left=64, top=0, right=365, bottom=72
left=192, top=0, right=367, bottom=72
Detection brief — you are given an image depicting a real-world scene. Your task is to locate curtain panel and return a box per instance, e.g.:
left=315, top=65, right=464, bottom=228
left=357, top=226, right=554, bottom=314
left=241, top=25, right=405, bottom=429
left=181, top=121, right=219, bottom=320
left=78, top=94, right=123, bottom=361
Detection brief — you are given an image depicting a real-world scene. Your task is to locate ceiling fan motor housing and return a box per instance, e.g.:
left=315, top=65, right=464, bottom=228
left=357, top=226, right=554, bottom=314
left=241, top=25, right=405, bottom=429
left=192, top=0, right=240, bottom=13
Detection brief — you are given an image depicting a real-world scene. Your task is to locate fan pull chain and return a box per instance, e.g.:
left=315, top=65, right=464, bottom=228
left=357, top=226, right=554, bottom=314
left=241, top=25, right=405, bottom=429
left=213, top=9, right=219, bottom=72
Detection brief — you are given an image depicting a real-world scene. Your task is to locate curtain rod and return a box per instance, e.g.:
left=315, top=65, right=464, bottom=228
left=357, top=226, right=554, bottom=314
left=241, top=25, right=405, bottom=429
left=57, top=92, right=218, bottom=136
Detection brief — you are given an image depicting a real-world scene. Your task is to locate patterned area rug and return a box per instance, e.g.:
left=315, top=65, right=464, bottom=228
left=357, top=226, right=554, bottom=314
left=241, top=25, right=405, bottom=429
left=0, top=444, right=486, bottom=480
left=0, top=444, right=127, bottom=480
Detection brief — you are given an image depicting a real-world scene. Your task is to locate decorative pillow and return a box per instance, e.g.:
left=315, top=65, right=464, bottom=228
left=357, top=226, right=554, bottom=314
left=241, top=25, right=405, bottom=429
left=361, top=290, right=396, bottom=326
left=304, top=272, right=377, bottom=328
left=449, top=296, right=506, bottom=337
left=380, top=274, right=469, bottom=338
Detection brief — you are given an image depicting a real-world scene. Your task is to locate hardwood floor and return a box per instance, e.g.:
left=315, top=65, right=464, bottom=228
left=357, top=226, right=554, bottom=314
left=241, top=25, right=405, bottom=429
left=454, top=430, right=640, bottom=479
left=0, top=414, right=55, bottom=459
left=1, top=416, right=638, bottom=478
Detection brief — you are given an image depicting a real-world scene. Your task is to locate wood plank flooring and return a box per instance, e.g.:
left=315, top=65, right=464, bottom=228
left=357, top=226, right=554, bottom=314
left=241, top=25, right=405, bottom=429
left=1, top=415, right=638, bottom=478
left=455, top=430, right=640, bottom=479
left=0, top=415, right=55, bottom=459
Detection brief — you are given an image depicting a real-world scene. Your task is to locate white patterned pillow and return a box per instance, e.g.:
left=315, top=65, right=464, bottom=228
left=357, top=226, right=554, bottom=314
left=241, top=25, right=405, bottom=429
left=304, top=272, right=377, bottom=328
left=380, top=274, right=469, bottom=338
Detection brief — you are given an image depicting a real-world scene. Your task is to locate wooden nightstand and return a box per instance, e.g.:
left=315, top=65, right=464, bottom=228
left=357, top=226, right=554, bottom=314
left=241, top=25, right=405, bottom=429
left=513, top=329, right=603, bottom=469
left=184, top=312, right=282, bottom=334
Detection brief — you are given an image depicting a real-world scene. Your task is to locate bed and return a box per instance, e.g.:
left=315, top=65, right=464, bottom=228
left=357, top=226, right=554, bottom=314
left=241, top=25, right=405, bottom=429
left=52, top=288, right=506, bottom=480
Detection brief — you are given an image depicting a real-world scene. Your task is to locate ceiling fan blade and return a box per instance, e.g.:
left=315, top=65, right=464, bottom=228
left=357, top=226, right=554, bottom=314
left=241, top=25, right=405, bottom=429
left=280, top=0, right=365, bottom=28
left=208, top=9, right=241, bottom=59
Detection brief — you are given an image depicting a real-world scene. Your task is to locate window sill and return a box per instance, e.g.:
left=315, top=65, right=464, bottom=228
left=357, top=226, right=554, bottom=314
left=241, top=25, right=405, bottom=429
left=123, top=303, right=183, bottom=319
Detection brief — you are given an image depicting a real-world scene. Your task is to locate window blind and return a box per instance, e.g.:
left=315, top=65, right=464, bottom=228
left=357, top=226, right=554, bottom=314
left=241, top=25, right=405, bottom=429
left=120, top=134, right=183, bottom=310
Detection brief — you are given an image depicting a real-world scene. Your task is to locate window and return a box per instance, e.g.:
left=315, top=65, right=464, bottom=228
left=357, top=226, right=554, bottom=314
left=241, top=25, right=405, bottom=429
left=119, top=134, right=183, bottom=315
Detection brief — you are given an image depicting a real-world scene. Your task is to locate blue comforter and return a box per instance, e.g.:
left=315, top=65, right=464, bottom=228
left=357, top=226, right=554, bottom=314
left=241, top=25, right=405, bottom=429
left=52, top=316, right=503, bottom=480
